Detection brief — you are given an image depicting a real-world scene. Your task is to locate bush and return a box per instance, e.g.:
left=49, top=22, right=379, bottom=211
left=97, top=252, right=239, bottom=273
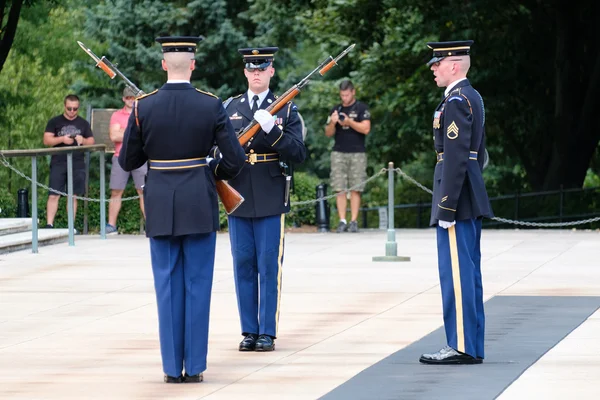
left=287, top=171, right=322, bottom=227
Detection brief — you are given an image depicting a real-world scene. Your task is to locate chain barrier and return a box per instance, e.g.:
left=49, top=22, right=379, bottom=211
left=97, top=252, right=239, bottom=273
left=393, top=167, right=433, bottom=195
left=2, top=153, right=598, bottom=227
left=0, top=154, right=140, bottom=202
left=290, top=167, right=388, bottom=206
left=392, top=166, right=600, bottom=227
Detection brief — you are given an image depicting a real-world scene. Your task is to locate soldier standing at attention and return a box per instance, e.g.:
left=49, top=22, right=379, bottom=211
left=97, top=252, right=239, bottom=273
left=419, top=40, right=493, bottom=365
left=119, top=35, right=245, bottom=383
left=219, top=47, right=306, bottom=352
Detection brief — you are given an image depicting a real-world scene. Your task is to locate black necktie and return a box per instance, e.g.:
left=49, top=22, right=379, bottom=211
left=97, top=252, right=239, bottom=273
left=251, top=95, right=259, bottom=115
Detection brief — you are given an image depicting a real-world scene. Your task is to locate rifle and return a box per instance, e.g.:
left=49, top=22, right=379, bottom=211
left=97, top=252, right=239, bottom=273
left=77, top=41, right=245, bottom=213
left=214, top=44, right=355, bottom=212
left=235, top=44, right=355, bottom=147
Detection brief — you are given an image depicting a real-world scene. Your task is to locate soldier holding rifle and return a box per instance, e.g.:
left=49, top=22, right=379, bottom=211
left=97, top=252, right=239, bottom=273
left=220, top=47, right=306, bottom=352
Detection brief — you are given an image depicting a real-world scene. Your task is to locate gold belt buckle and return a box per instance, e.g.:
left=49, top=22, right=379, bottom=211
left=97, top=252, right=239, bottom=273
left=248, top=153, right=257, bottom=165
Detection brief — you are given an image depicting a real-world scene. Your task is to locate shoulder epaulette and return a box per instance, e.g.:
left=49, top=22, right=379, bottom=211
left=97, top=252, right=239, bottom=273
left=223, top=93, right=242, bottom=109
left=446, top=92, right=473, bottom=114
left=195, top=88, right=218, bottom=99
left=136, top=89, right=158, bottom=101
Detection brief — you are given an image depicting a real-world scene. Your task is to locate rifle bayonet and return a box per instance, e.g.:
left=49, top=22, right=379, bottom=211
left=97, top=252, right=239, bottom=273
left=319, top=43, right=356, bottom=75
left=77, top=41, right=144, bottom=97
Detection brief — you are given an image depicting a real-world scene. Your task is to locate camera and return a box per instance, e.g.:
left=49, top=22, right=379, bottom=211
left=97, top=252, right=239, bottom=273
left=338, top=113, right=345, bottom=122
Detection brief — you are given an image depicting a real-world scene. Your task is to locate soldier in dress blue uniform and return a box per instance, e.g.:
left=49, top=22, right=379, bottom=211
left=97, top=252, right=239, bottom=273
left=419, top=40, right=494, bottom=365
left=218, top=47, right=306, bottom=352
left=118, top=36, right=246, bottom=382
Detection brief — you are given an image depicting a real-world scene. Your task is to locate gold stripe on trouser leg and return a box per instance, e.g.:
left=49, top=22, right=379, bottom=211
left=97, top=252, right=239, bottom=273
left=275, top=214, right=285, bottom=335
left=448, top=225, right=465, bottom=353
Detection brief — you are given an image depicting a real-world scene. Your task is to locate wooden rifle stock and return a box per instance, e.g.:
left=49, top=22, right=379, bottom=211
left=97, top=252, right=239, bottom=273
left=96, top=60, right=117, bottom=79
left=319, top=60, right=337, bottom=75
left=216, top=180, right=244, bottom=215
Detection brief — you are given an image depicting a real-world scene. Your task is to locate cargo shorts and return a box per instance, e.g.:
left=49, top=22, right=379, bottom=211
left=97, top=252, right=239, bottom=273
left=330, top=151, right=368, bottom=192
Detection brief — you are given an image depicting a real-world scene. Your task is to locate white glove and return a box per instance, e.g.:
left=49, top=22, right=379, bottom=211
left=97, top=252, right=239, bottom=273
left=254, top=109, right=275, bottom=134
left=439, top=220, right=456, bottom=229
left=206, top=156, right=214, bottom=164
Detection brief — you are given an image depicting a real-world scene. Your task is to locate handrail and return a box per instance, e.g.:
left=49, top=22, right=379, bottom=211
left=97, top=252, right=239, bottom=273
left=0, top=145, right=108, bottom=253
left=0, top=144, right=107, bottom=158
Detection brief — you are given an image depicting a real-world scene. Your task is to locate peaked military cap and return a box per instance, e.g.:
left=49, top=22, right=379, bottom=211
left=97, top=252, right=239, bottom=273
left=426, top=40, right=474, bottom=67
left=238, top=47, right=279, bottom=69
left=155, top=36, right=204, bottom=53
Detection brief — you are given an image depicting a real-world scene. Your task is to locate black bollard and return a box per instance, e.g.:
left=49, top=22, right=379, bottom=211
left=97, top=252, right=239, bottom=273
left=315, top=183, right=330, bottom=232
left=17, top=188, right=29, bottom=218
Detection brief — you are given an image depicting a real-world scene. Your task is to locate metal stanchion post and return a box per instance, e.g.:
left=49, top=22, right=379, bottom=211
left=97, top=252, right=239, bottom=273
left=17, top=188, right=29, bottom=217
left=100, top=151, right=106, bottom=239
left=31, top=156, right=38, bottom=253
left=372, top=162, right=410, bottom=262
left=315, top=183, right=330, bottom=232
left=67, top=152, right=75, bottom=246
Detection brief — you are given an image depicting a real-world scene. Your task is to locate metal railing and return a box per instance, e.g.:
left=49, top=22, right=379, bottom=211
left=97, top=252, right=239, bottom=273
left=0, top=145, right=107, bottom=252
left=354, top=183, right=600, bottom=229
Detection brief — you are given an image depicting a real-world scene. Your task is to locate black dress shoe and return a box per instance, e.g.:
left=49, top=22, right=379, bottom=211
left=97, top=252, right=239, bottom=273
left=239, top=333, right=259, bottom=351
left=419, top=346, right=482, bottom=365
left=183, top=372, right=203, bottom=383
left=255, top=334, right=275, bottom=352
left=164, top=375, right=184, bottom=383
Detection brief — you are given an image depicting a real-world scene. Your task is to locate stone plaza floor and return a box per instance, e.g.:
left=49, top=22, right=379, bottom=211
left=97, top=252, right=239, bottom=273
left=0, top=228, right=598, bottom=399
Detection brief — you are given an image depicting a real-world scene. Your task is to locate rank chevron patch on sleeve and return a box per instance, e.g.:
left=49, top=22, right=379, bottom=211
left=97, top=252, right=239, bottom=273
left=447, top=121, right=459, bottom=139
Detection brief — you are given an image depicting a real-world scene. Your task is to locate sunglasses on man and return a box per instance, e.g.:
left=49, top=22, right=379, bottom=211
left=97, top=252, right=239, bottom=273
left=66, top=107, right=79, bottom=111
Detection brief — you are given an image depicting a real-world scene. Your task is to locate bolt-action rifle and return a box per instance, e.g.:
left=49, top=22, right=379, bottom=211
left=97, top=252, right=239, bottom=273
left=213, top=44, right=355, bottom=213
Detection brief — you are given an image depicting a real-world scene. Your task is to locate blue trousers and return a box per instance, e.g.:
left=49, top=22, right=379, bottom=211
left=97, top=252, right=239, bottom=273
left=149, top=232, right=216, bottom=377
left=228, top=214, right=285, bottom=338
left=436, top=219, right=485, bottom=359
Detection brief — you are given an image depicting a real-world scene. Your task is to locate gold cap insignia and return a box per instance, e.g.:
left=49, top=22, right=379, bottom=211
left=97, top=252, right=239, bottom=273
left=252, top=49, right=259, bottom=55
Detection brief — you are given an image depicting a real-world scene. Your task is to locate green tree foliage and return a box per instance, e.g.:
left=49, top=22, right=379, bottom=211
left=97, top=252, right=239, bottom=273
left=2, top=0, right=599, bottom=230
left=82, top=0, right=260, bottom=97
left=289, top=0, right=600, bottom=191
left=0, top=3, right=87, bottom=194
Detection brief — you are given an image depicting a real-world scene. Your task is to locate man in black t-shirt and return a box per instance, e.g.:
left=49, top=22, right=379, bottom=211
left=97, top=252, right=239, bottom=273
left=325, top=80, right=371, bottom=233
left=42, top=94, right=95, bottom=228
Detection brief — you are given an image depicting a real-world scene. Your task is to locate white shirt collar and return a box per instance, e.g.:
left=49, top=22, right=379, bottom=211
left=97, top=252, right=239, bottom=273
left=247, top=89, right=270, bottom=109
left=444, top=78, right=467, bottom=97
left=166, top=79, right=190, bottom=84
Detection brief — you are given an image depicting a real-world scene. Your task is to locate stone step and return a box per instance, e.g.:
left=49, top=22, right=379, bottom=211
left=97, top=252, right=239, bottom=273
left=0, top=218, right=32, bottom=236
left=0, top=229, right=69, bottom=254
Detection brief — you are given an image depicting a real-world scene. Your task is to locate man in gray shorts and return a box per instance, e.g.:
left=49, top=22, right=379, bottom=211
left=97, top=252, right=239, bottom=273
left=325, top=80, right=371, bottom=232
left=107, top=87, right=147, bottom=234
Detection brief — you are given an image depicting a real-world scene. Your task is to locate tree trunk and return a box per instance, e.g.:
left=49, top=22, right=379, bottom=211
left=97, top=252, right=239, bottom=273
left=541, top=0, right=599, bottom=189
left=0, top=0, right=24, bottom=74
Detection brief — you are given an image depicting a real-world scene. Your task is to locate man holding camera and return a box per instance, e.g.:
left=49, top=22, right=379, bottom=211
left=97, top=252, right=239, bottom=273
left=325, top=79, right=371, bottom=233
left=43, top=94, right=95, bottom=229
